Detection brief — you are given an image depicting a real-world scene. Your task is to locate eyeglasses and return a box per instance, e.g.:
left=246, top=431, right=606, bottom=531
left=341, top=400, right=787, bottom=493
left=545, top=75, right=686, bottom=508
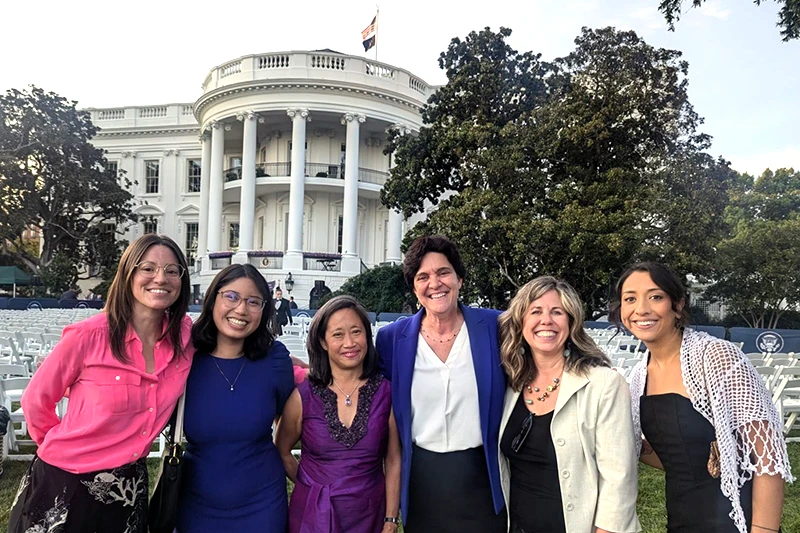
left=135, top=261, right=185, bottom=279
left=511, top=412, right=534, bottom=453
left=218, top=290, right=266, bottom=312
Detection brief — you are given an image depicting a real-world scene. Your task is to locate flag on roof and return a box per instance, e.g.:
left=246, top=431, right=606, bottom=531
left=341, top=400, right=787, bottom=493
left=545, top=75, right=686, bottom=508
left=362, top=15, right=377, bottom=52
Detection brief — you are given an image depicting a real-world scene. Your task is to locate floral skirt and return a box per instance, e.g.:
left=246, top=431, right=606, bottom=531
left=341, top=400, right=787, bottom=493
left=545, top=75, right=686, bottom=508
left=8, top=456, right=148, bottom=533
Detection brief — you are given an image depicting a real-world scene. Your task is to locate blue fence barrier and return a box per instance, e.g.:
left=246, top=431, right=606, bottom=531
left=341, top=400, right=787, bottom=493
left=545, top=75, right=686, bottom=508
left=0, top=298, right=104, bottom=310
left=729, top=327, right=800, bottom=354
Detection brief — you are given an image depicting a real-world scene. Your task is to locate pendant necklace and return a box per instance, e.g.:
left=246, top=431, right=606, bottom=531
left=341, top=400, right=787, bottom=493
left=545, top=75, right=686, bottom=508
left=332, top=379, right=362, bottom=407
left=525, top=377, right=560, bottom=404
left=212, top=355, right=246, bottom=391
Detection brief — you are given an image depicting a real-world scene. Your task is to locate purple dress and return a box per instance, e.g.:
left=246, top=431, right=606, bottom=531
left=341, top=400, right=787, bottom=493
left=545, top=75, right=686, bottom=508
left=289, top=374, right=391, bottom=533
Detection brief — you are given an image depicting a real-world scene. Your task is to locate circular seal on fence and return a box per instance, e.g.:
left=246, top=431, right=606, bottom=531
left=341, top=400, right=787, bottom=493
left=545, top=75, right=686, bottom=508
left=77, top=302, right=88, bottom=309
left=26, top=301, right=43, bottom=310
left=261, top=258, right=270, bottom=267
left=296, top=312, right=310, bottom=318
left=756, top=331, right=784, bottom=354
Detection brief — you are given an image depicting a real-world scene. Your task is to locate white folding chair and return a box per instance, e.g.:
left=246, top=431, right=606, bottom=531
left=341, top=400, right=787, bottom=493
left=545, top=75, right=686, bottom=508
left=771, top=369, right=800, bottom=435
left=0, top=377, right=32, bottom=455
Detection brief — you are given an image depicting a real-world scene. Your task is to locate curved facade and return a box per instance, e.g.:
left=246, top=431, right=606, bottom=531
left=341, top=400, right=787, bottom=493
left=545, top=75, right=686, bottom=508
left=88, top=51, right=433, bottom=305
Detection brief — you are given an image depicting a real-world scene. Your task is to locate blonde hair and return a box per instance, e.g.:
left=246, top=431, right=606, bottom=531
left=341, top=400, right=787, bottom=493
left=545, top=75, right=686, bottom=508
left=499, top=276, right=610, bottom=392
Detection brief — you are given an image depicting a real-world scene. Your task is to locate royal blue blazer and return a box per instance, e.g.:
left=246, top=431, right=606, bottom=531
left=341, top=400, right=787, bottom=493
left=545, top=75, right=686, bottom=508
left=375, top=304, right=507, bottom=522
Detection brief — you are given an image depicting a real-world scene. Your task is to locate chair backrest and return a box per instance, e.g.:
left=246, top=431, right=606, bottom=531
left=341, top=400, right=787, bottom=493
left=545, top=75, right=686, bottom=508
left=0, top=364, right=29, bottom=378
left=771, top=370, right=800, bottom=404
left=0, top=377, right=31, bottom=401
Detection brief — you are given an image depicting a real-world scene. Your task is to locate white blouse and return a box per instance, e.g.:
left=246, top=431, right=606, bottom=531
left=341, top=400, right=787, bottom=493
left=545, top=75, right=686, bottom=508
left=410, top=322, right=483, bottom=453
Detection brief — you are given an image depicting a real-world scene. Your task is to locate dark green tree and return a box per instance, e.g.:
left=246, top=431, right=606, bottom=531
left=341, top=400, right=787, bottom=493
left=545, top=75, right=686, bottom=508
left=0, top=86, right=136, bottom=282
left=657, top=0, right=799, bottom=42
left=706, top=168, right=800, bottom=328
left=384, top=27, right=729, bottom=315
left=321, top=264, right=415, bottom=314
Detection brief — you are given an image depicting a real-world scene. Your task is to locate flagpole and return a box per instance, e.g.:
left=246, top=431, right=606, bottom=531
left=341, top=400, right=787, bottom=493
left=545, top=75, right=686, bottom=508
left=375, top=6, right=379, bottom=62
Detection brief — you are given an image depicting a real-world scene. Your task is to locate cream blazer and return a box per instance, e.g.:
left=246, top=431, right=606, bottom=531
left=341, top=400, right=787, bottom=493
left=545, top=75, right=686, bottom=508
left=498, top=365, right=641, bottom=533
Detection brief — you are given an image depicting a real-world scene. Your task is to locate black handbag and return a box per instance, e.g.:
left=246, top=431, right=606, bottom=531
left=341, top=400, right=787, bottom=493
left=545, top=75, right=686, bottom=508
left=148, top=389, right=186, bottom=533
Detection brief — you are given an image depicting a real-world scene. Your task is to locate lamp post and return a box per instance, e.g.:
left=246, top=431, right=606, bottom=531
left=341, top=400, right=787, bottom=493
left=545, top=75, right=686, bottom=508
left=285, top=272, right=294, bottom=294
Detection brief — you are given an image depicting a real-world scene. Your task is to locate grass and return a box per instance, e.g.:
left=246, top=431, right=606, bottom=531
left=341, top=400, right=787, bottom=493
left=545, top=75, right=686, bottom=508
left=0, top=444, right=798, bottom=531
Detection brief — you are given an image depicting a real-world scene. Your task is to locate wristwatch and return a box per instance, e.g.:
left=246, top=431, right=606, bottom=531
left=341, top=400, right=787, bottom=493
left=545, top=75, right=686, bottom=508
left=383, top=517, right=399, bottom=524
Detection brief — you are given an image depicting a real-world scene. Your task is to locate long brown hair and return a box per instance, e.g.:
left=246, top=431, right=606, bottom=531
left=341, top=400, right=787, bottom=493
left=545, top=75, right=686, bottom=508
left=105, top=234, right=191, bottom=363
left=499, top=276, right=610, bottom=392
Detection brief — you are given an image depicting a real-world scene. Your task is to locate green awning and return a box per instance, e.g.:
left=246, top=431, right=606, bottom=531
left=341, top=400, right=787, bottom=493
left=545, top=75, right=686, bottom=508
left=0, top=266, right=32, bottom=285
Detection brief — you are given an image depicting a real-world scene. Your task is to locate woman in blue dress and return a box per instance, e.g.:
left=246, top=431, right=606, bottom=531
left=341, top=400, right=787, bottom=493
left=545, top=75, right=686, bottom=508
left=177, top=264, right=295, bottom=532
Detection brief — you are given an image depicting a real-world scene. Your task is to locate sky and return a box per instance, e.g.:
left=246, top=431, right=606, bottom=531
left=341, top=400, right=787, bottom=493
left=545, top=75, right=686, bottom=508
left=1, top=0, right=797, bottom=176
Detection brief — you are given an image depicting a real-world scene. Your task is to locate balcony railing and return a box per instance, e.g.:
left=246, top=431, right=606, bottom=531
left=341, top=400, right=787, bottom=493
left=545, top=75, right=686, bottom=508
left=224, top=163, right=387, bottom=185
left=200, top=51, right=433, bottom=104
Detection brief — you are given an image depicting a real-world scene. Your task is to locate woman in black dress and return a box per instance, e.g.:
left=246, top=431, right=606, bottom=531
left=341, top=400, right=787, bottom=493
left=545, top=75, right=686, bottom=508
left=610, top=262, right=792, bottom=533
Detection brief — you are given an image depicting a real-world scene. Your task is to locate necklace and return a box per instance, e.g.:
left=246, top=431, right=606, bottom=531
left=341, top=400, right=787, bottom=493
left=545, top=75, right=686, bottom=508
left=525, top=377, right=560, bottom=404
left=212, top=355, right=246, bottom=391
left=332, top=379, right=362, bottom=407
left=421, top=327, right=460, bottom=344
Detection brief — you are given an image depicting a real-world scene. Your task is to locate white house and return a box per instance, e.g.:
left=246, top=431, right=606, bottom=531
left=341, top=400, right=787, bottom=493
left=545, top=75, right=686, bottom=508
left=87, top=50, right=433, bottom=306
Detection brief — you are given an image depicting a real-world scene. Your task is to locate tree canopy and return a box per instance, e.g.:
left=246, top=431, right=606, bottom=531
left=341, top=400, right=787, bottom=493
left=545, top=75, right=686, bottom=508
left=0, top=86, right=137, bottom=289
left=321, top=264, right=415, bottom=314
left=705, top=168, right=800, bottom=328
left=657, top=0, right=799, bottom=42
left=385, top=27, right=735, bottom=315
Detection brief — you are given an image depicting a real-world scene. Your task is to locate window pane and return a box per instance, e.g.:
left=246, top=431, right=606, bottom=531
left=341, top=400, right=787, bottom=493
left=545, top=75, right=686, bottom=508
left=229, top=223, right=240, bottom=249
left=187, top=160, right=201, bottom=193
left=185, top=222, right=199, bottom=267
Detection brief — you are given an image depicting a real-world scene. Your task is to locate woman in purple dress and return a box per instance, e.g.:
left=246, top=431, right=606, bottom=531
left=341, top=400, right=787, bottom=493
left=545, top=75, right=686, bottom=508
left=276, top=295, right=402, bottom=533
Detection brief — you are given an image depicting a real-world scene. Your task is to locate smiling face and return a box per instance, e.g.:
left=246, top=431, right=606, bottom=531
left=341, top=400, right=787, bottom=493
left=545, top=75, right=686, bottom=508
left=321, top=308, right=368, bottom=374
left=522, top=289, right=571, bottom=359
left=620, top=270, right=683, bottom=346
left=212, top=277, right=264, bottom=344
left=412, top=252, right=463, bottom=318
left=131, top=245, right=182, bottom=314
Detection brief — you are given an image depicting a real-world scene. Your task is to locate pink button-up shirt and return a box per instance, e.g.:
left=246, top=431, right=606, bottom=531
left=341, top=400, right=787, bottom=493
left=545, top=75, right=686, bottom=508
left=23, top=312, right=194, bottom=473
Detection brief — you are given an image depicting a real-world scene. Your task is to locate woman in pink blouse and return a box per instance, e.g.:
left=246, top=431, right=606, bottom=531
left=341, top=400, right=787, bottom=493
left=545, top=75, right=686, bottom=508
left=9, top=234, right=194, bottom=533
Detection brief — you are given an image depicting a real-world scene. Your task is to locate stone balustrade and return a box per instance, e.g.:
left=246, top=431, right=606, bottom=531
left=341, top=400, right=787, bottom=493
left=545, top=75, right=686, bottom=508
left=199, top=51, right=434, bottom=104
left=87, top=104, right=199, bottom=128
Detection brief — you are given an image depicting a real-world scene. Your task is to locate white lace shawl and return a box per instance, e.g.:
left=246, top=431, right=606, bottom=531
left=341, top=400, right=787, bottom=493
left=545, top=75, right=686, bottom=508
left=629, top=329, right=794, bottom=533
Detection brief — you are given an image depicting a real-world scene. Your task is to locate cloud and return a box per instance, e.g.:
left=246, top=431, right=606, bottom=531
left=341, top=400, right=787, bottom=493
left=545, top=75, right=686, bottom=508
left=698, top=2, right=731, bottom=20
left=728, top=147, right=800, bottom=176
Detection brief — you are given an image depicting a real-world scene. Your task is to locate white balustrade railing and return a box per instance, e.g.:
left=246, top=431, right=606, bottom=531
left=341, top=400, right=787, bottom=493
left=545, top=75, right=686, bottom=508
left=138, top=106, right=167, bottom=118
left=220, top=60, right=242, bottom=78
left=310, top=54, right=346, bottom=70
left=365, top=61, right=394, bottom=79
left=258, top=54, right=290, bottom=69
left=97, top=109, right=124, bottom=120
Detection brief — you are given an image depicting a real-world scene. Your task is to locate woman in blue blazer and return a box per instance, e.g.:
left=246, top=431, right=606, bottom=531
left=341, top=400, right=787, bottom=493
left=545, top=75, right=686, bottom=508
left=375, top=235, right=507, bottom=533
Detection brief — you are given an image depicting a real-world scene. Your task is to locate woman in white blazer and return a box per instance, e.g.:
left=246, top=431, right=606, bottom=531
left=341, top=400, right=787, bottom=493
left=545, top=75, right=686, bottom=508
left=497, top=276, right=640, bottom=533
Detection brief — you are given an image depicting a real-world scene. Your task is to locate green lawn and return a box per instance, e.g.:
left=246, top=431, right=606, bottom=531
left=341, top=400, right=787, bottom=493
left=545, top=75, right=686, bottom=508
left=1, top=443, right=798, bottom=531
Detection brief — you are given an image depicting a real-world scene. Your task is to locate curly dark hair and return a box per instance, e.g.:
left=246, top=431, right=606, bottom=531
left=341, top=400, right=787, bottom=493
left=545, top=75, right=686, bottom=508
left=402, top=235, right=467, bottom=288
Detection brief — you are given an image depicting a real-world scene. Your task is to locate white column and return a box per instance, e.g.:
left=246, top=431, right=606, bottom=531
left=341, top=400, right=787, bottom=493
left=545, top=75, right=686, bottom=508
left=233, top=111, right=258, bottom=263
left=341, top=113, right=365, bottom=273
left=207, top=121, right=225, bottom=252
left=385, top=125, right=410, bottom=265
left=386, top=210, right=403, bottom=264
left=198, top=132, right=212, bottom=270
left=284, top=108, right=309, bottom=271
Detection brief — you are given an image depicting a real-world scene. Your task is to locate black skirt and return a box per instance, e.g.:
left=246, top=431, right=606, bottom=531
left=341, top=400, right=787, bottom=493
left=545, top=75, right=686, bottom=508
left=405, top=444, right=506, bottom=533
left=8, top=456, right=148, bottom=533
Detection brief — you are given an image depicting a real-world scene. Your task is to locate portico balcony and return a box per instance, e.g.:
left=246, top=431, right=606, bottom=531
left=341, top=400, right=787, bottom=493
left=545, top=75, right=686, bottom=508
left=224, top=163, right=388, bottom=185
